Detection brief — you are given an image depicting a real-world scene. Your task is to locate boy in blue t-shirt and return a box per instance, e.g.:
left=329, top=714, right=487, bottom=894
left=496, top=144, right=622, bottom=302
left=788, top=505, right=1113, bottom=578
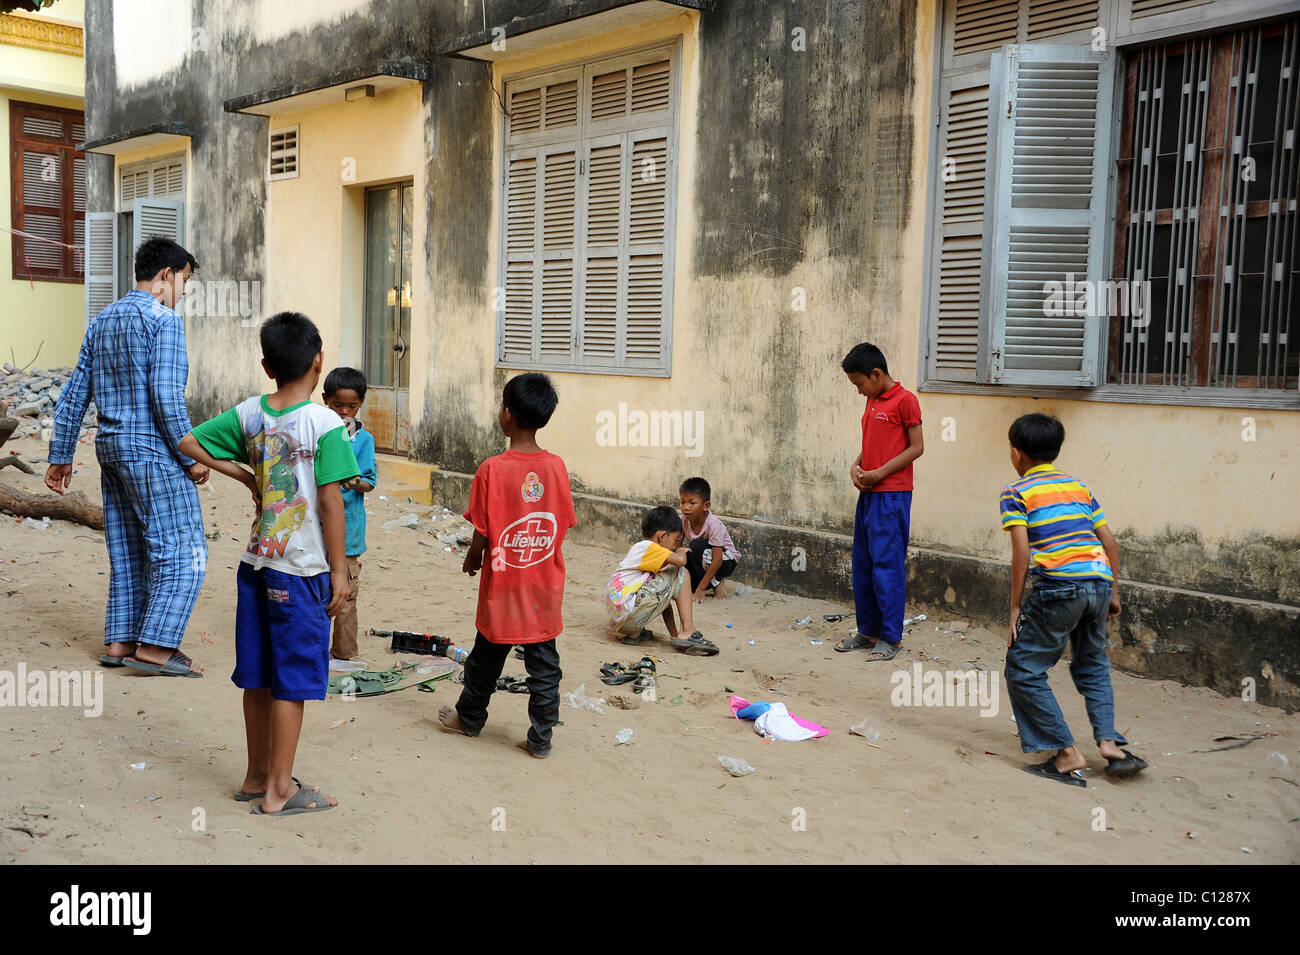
left=322, top=367, right=378, bottom=660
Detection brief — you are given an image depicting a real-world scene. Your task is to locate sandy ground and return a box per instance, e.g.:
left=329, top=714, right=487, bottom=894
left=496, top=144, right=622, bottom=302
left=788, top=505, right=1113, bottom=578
left=0, top=431, right=1297, bottom=865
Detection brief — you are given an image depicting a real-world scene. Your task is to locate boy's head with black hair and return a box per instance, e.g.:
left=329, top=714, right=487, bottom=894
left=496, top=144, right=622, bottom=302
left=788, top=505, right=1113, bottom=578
left=134, top=236, right=199, bottom=310
left=1008, top=413, right=1065, bottom=475
left=499, top=372, right=559, bottom=435
left=323, top=366, right=368, bottom=426
left=641, top=505, right=685, bottom=550
left=842, top=342, right=895, bottom=399
left=679, top=476, right=712, bottom=530
left=260, top=312, right=324, bottom=389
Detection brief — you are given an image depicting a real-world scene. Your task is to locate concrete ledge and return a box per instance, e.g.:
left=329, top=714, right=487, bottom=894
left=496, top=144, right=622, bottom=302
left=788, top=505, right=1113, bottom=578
left=376, top=454, right=437, bottom=505
left=424, top=469, right=1300, bottom=711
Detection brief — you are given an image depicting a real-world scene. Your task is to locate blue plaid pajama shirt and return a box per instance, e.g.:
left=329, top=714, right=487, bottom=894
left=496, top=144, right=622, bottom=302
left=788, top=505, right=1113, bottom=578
left=50, top=290, right=207, bottom=650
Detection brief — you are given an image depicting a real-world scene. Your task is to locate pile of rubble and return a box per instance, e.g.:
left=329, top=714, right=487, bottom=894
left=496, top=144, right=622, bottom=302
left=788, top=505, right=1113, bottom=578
left=1, top=364, right=97, bottom=444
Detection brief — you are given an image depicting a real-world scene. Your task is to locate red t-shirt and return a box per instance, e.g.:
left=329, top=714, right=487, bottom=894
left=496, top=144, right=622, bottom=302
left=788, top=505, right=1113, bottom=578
left=859, top=382, right=922, bottom=493
left=464, top=449, right=577, bottom=643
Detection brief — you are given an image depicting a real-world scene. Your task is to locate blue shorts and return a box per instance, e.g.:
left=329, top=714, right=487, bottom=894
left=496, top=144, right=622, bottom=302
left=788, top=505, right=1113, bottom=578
left=233, top=563, right=332, bottom=701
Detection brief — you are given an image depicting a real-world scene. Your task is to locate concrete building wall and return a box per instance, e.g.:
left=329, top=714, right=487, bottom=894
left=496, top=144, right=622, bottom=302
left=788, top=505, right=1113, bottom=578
left=82, top=0, right=1299, bottom=706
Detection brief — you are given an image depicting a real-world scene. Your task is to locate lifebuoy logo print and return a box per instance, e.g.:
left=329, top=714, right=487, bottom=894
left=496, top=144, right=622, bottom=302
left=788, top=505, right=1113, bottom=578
left=496, top=512, right=558, bottom=568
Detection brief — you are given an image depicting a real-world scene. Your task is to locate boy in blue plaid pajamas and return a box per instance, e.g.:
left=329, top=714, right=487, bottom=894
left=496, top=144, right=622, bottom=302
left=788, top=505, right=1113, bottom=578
left=46, top=237, right=210, bottom=677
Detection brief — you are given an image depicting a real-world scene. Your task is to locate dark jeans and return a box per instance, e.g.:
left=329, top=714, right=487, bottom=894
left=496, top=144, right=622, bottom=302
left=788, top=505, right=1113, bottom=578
left=1005, top=577, right=1127, bottom=753
left=454, top=632, right=562, bottom=753
left=685, top=536, right=737, bottom=593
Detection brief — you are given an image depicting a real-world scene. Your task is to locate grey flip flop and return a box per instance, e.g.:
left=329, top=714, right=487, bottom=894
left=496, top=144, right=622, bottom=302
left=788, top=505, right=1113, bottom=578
left=250, top=782, right=335, bottom=815
left=834, top=633, right=874, bottom=652
left=864, top=640, right=900, bottom=662
left=670, top=631, right=719, bottom=656
left=121, top=649, right=203, bottom=678
left=98, top=655, right=129, bottom=667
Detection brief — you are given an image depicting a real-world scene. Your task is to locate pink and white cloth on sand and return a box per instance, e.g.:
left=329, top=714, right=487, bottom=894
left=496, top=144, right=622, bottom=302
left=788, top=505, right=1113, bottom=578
left=729, top=695, right=829, bottom=741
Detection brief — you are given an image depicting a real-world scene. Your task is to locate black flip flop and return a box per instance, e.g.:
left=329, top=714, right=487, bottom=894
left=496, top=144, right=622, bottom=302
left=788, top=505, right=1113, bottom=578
left=98, top=655, right=130, bottom=668
left=620, top=629, right=655, bottom=646
left=834, top=633, right=874, bottom=653
left=1104, top=749, right=1149, bottom=777
left=600, top=663, right=638, bottom=686
left=1023, top=757, right=1087, bottom=788
left=670, top=631, right=719, bottom=656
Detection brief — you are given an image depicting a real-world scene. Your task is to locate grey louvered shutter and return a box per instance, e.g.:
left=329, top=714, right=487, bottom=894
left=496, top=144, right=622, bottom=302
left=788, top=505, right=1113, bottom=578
left=580, top=136, right=623, bottom=362
left=981, top=44, right=1114, bottom=385
left=133, top=198, right=185, bottom=250
left=84, top=212, right=117, bottom=327
left=929, top=78, right=991, bottom=381
left=502, top=152, right=537, bottom=362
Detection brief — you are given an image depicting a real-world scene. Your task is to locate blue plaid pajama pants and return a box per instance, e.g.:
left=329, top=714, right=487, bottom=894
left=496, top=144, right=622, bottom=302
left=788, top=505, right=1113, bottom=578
left=100, top=458, right=207, bottom=649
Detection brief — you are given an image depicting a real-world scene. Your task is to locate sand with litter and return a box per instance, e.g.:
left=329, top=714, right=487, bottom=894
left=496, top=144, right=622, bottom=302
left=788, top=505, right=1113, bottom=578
left=0, top=433, right=1296, bottom=864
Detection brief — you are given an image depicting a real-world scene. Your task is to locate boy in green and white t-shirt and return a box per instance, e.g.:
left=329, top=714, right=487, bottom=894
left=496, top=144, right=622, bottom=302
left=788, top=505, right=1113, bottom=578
left=181, top=312, right=358, bottom=817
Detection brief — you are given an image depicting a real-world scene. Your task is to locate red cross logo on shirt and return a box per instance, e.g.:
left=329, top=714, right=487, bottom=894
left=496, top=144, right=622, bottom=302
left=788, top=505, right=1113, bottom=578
left=496, top=512, right=559, bottom=568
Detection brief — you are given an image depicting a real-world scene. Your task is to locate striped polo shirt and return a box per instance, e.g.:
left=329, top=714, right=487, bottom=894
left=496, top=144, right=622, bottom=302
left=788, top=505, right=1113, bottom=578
left=999, top=464, right=1113, bottom=581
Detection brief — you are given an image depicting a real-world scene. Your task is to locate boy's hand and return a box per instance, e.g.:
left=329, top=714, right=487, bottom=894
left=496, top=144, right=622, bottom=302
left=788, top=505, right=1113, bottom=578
left=1108, top=593, right=1122, bottom=618
left=693, top=587, right=707, bottom=604
left=463, top=547, right=484, bottom=576
left=186, top=462, right=210, bottom=485
left=241, top=469, right=261, bottom=506
left=1008, top=606, right=1020, bottom=648
left=327, top=568, right=352, bottom=616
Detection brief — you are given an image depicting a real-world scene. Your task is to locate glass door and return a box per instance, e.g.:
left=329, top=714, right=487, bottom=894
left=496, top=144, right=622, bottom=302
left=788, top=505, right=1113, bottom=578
left=363, top=182, right=413, bottom=453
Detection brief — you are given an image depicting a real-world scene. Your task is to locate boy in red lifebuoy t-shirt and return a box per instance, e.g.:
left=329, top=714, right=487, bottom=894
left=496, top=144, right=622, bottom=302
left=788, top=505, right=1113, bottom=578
left=438, top=373, right=576, bottom=758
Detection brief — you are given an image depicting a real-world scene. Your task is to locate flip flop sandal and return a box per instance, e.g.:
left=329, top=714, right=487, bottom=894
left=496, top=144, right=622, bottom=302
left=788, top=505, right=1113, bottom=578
left=620, top=629, right=655, bottom=646
left=834, top=633, right=874, bottom=653
left=98, top=655, right=130, bottom=667
left=600, top=664, right=638, bottom=686
left=495, top=676, right=530, bottom=694
left=251, top=781, right=336, bottom=815
left=1023, top=757, right=1087, bottom=788
left=121, top=649, right=203, bottom=678
left=863, top=640, right=901, bottom=662
left=1104, top=749, right=1149, bottom=777
left=670, top=631, right=719, bottom=656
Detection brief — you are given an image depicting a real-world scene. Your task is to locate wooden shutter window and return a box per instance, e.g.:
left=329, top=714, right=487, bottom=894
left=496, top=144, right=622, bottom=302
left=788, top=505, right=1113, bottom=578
left=591, top=69, right=628, bottom=121
left=931, top=83, right=991, bottom=379
left=630, top=60, right=671, bottom=113
left=1131, top=0, right=1213, bottom=18
left=506, top=156, right=537, bottom=252
left=133, top=199, right=185, bottom=254
left=630, top=138, right=668, bottom=243
left=10, top=101, right=86, bottom=282
left=502, top=261, right=534, bottom=360
left=984, top=46, right=1114, bottom=385
left=544, top=80, right=579, bottom=129
left=625, top=254, right=664, bottom=362
left=953, top=0, right=1019, bottom=55
left=1026, top=0, right=1099, bottom=39
left=84, top=212, right=117, bottom=326
left=510, top=87, right=542, bottom=135
left=542, top=151, right=577, bottom=248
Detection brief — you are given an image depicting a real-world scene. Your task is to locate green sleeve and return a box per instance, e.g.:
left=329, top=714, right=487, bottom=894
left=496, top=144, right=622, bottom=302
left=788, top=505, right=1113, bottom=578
left=192, top=407, right=249, bottom=464
left=315, top=425, right=360, bottom=485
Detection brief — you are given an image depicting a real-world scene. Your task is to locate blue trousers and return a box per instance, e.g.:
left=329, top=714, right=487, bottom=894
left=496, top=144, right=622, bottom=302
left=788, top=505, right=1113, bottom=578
left=100, top=458, right=207, bottom=649
left=851, top=490, right=912, bottom=643
left=1005, top=577, right=1128, bottom=752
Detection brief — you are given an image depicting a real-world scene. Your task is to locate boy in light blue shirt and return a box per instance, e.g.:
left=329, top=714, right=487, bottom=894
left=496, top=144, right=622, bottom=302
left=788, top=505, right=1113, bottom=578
left=323, top=367, right=378, bottom=660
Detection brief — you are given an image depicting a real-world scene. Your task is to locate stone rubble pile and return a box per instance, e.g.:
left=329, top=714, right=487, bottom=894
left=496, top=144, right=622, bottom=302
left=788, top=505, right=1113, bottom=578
left=1, top=364, right=97, bottom=445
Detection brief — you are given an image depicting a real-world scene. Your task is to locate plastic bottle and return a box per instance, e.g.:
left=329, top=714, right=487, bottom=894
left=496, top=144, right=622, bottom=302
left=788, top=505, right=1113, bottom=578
left=447, top=646, right=470, bottom=665
left=791, top=615, right=814, bottom=630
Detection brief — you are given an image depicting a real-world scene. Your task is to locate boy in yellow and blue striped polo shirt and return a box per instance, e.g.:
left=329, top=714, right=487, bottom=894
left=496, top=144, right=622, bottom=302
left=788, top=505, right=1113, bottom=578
left=999, top=413, right=1147, bottom=788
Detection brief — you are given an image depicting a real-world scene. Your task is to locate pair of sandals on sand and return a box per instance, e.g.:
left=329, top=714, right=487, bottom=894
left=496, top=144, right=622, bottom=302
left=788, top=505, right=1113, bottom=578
left=1023, top=751, right=1150, bottom=787
left=620, top=628, right=718, bottom=656
left=600, top=657, right=659, bottom=694
left=100, top=647, right=202, bottom=677
left=833, top=632, right=900, bottom=661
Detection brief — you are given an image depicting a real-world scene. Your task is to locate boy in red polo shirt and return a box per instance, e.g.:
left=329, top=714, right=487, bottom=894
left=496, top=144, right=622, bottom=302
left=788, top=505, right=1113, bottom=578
left=438, top=373, right=576, bottom=758
left=834, top=343, right=924, bottom=661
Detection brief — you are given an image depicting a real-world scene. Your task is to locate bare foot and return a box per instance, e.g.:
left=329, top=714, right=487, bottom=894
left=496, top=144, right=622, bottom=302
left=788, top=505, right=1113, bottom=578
left=517, top=740, right=549, bottom=759
left=132, top=643, right=204, bottom=674
left=260, top=781, right=336, bottom=814
left=438, top=705, right=473, bottom=736
left=1098, top=740, right=1126, bottom=762
left=714, top=581, right=732, bottom=599
left=1053, top=747, right=1088, bottom=773
left=103, top=641, right=137, bottom=661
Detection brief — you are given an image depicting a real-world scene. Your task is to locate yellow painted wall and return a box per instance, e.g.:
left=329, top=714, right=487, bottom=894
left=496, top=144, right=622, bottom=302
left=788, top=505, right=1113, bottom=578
left=0, top=3, right=85, bottom=369
left=263, top=82, right=426, bottom=404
